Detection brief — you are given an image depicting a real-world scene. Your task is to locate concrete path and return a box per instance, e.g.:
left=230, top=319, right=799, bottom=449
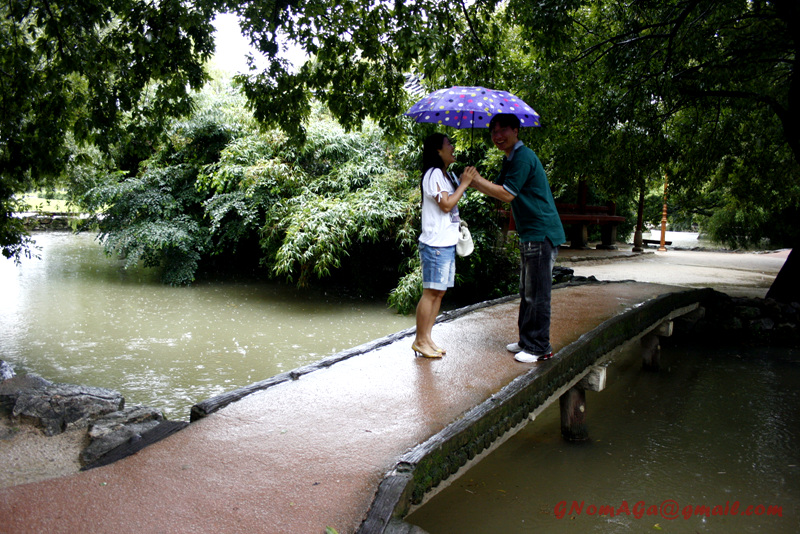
left=1, top=281, right=691, bottom=534
left=559, top=248, right=789, bottom=298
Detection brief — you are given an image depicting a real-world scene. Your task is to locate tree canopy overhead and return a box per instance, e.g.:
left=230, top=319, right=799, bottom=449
left=223, top=0, right=797, bottom=159
left=3, top=0, right=799, bottom=290
left=1, top=0, right=218, bottom=260
left=219, top=0, right=798, bottom=233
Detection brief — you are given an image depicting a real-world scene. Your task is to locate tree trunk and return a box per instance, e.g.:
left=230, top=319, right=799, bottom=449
left=632, top=187, right=644, bottom=252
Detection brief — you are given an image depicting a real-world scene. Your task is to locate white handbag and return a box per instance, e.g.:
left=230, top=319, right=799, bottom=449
left=456, top=221, right=474, bottom=257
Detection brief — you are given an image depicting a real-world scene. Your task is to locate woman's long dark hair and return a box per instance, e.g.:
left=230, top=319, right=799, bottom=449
left=422, top=133, right=448, bottom=173
left=420, top=134, right=457, bottom=205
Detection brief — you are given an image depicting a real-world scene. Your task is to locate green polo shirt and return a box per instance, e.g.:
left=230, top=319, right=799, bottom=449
left=501, top=142, right=566, bottom=246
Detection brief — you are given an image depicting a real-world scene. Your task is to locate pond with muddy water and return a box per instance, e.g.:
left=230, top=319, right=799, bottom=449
left=0, top=232, right=414, bottom=420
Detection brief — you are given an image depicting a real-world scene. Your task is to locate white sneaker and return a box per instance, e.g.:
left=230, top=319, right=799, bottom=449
left=515, top=350, right=554, bottom=363
left=506, top=342, right=522, bottom=353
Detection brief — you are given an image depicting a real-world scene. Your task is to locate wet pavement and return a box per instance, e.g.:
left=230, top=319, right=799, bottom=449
left=0, top=246, right=788, bottom=533
left=558, top=246, right=789, bottom=298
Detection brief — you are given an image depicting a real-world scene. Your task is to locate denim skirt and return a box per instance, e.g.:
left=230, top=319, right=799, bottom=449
left=419, top=242, right=456, bottom=290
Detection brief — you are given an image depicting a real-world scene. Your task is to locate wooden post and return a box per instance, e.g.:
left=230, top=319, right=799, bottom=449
left=560, top=387, right=589, bottom=441
left=642, top=321, right=673, bottom=371
left=659, top=174, right=668, bottom=252
left=578, top=178, right=588, bottom=209
left=633, top=187, right=645, bottom=252
left=641, top=333, right=661, bottom=371
left=574, top=179, right=590, bottom=249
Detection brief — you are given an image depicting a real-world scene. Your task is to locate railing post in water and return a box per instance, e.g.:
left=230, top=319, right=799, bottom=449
left=560, top=366, right=607, bottom=441
left=642, top=321, right=673, bottom=371
left=560, top=387, right=588, bottom=441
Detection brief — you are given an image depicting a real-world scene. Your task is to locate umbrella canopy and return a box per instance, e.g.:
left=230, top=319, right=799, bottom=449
left=405, top=86, right=540, bottom=129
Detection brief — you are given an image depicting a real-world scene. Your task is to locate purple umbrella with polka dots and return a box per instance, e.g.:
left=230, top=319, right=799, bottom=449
left=404, top=86, right=540, bottom=128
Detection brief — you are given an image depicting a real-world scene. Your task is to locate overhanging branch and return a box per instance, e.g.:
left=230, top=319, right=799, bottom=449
left=680, top=88, right=787, bottom=122
left=458, top=0, right=490, bottom=60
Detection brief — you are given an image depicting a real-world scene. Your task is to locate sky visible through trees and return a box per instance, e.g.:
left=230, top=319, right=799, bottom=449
left=212, top=13, right=304, bottom=74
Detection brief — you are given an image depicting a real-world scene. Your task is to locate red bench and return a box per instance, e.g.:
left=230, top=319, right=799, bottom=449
left=556, top=180, right=625, bottom=250
left=556, top=202, right=625, bottom=250
left=497, top=181, right=625, bottom=250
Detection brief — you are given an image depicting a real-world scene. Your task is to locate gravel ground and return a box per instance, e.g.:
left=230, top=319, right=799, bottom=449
left=0, top=414, right=86, bottom=489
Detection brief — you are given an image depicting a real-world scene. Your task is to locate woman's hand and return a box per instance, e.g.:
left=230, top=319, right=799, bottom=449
left=463, top=166, right=483, bottom=184
left=460, top=167, right=476, bottom=186
left=436, top=168, right=473, bottom=213
left=464, top=166, right=515, bottom=202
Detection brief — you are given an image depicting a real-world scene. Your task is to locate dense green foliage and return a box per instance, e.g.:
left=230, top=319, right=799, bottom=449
left=3, top=0, right=799, bottom=307
left=80, top=76, right=520, bottom=311
left=202, top=109, right=417, bottom=288
left=85, top=79, right=402, bottom=283
left=1, top=0, right=217, bottom=261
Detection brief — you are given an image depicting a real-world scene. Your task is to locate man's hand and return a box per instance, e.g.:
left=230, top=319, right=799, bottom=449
left=464, top=166, right=515, bottom=203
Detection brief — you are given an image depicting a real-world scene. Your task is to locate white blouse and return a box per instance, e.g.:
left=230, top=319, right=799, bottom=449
left=419, top=168, right=461, bottom=247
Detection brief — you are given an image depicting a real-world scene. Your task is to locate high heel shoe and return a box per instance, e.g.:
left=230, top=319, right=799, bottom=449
left=412, top=342, right=441, bottom=358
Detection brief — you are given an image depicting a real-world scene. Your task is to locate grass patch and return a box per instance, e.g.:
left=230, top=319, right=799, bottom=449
left=19, top=192, right=83, bottom=214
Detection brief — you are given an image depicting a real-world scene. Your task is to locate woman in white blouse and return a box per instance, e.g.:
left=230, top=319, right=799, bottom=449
left=412, top=133, right=473, bottom=358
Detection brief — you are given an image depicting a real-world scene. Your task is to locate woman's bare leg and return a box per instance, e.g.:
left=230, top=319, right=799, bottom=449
left=414, top=288, right=446, bottom=354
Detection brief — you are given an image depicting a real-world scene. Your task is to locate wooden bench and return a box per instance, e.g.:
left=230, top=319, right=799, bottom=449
left=642, top=238, right=672, bottom=246
left=556, top=180, right=625, bottom=250
left=557, top=203, right=625, bottom=250
left=497, top=181, right=625, bottom=249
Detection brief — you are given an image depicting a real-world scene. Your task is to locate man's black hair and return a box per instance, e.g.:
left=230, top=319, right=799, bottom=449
left=488, top=113, right=520, bottom=130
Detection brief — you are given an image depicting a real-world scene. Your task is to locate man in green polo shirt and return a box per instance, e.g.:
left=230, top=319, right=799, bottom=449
left=466, top=113, right=566, bottom=363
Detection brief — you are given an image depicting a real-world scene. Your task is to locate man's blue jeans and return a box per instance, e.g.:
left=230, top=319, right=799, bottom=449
left=518, top=240, right=557, bottom=354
